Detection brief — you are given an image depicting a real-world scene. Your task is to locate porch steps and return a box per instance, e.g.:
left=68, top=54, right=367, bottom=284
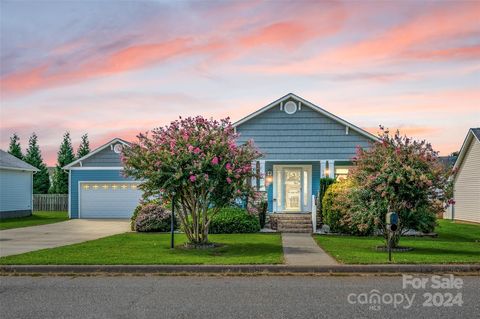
left=272, top=214, right=313, bottom=233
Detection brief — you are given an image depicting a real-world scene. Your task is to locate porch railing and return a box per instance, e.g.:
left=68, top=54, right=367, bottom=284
left=311, top=195, right=317, bottom=233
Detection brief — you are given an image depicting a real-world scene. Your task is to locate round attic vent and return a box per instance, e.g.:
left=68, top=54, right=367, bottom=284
left=113, top=143, right=123, bottom=154
left=284, top=101, right=297, bottom=114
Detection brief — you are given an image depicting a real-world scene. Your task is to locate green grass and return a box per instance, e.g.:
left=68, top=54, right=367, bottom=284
left=314, top=220, right=480, bottom=264
left=0, top=211, right=68, bottom=230
left=0, top=233, right=283, bottom=265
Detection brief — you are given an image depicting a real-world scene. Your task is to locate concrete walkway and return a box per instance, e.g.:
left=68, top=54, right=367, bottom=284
left=0, top=219, right=130, bottom=257
left=282, top=233, right=338, bottom=266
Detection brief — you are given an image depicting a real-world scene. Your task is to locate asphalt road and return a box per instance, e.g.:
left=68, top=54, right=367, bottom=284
left=0, top=275, right=478, bottom=319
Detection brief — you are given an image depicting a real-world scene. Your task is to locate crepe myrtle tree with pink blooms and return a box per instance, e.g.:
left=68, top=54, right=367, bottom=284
left=349, top=126, right=454, bottom=248
left=122, top=116, right=261, bottom=246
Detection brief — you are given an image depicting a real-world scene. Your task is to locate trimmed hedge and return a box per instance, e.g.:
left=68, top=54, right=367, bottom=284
left=209, top=207, right=260, bottom=234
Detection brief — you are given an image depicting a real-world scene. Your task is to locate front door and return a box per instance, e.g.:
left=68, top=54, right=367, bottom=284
left=273, top=165, right=312, bottom=213
left=284, top=167, right=302, bottom=211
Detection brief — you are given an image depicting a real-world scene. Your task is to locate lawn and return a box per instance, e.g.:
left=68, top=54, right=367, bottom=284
left=314, top=220, right=480, bottom=264
left=0, top=233, right=283, bottom=265
left=0, top=211, right=68, bottom=230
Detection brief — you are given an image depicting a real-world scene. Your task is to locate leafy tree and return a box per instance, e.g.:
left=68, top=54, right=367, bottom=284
left=123, top=116, right=261, bottom=246
left=8, top=133, right=23, bottom=160
left=77, top=133, right=90, bottom=158
left=349, top=126, right=453, bottom=247
left=51, top=132, right=75, bottom=194
left=24, top=133, right=50, bottom=194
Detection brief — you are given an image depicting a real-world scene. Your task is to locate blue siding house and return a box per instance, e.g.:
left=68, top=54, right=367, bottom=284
left=65, top=94, right=377, bottom=218
left=0, top=150, right=39, bottom=219
left=234, top=93, right=377, bottom=213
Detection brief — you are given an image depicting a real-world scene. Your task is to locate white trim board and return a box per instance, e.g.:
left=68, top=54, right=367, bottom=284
left=233, top=93, right=379, bottom=142
left=64, top=138, right=130, bottom=170
left=0, top=166, right=39, bottom=172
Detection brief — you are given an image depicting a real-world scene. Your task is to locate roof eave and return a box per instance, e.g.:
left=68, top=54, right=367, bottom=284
left=0, top=166, right=39, bottom=172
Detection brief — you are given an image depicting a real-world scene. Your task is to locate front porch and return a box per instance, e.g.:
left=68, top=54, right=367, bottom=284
left=251, top=160, right=351, bottom=214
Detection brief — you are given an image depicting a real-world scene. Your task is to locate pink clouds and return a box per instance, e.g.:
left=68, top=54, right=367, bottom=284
left=1, top=38, right=193, bottom=96
left=1, top=2, right=348, bottom=97
left=239, top=22, right=310, bottom=49
left=249, top=1, right=480, bottom=75
left=1, top=1, right=478, bottom=165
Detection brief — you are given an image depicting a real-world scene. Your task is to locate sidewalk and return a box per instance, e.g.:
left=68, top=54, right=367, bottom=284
left=282, top=233, right=338, bottom=266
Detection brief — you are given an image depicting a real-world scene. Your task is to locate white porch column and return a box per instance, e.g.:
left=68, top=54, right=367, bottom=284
left=320, top=160, right=327, bottom=178
left=251, top=161, right=257, bottom=190
left=328, top=160, right=335, bottom=179
left=259, top=160, right=266, bottom=191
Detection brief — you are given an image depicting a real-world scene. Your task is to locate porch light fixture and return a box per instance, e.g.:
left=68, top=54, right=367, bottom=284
left=265, top=171, right=273, bottom=186
left=324, top=168, right=330, bottom=178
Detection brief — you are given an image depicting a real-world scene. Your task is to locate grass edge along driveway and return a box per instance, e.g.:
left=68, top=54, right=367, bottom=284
left=0, top=233, right=283, bottom=265
left=0, top=211, right=68, bottom=231
left=314, top=220, right=480, bottom=264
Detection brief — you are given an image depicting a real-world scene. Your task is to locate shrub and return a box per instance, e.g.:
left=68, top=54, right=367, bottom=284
left=322, top=179, right=352, bottom=233
left=209, top=207, right=260, bottom=234
left=322, top=180, right=375, bottom=235
left=134, top=203, right=176, bottom=232
left=246, top=192, right=268, bottom=229
left=317, top=177, right=336, bottom=224
left=130, top=204, right=143, bottom=231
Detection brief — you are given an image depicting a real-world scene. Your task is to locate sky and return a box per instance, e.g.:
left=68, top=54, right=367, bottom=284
left=0, top=0, right=479, bottom=166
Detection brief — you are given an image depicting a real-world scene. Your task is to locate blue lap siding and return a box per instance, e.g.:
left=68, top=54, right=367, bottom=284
left=69, top=170, right=135, bottom=218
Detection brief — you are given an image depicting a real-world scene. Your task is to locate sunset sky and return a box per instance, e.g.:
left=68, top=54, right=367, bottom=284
left=1, top=0, right=479, bottom=166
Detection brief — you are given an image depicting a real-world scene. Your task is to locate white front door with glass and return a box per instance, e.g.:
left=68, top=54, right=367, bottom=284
left=273, top=165, right=312, bottom=213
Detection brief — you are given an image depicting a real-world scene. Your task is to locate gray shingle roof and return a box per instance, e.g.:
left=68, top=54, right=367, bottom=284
left=471, top=128, right=480, bottom=140
left=0, top=149, right=39, bottom=172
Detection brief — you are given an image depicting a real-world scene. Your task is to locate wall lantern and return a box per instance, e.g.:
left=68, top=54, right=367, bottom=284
left=265, top=171, right=273, bottom=187
left=324, top=168, right=330, bottom=178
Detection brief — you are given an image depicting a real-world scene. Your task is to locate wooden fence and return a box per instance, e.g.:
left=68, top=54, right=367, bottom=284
left=33, top=194, right=68, bottom=211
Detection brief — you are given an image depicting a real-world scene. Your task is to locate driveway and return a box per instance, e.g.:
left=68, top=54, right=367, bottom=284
left=0, top=219, right=130, bottom=257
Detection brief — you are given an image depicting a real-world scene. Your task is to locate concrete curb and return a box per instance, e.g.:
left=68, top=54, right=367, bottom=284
left=1, top=264, right=480, bottom=275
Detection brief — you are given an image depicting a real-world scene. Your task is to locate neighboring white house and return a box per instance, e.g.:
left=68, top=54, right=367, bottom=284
left=444, top=128, right=480, bottom=223
left=0, top=150, right=39, bottom=219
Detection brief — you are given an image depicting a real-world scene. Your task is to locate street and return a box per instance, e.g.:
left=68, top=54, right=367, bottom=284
left=0, top=275, right=478, bottom=318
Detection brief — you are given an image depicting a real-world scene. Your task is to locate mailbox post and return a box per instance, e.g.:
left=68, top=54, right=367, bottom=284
left=386, top=211, right=399, bottom=262
left=170, top=193, right=176, bottom=249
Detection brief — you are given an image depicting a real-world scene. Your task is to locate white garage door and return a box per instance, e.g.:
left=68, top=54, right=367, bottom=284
left=79, top=182, right=142, bottom=218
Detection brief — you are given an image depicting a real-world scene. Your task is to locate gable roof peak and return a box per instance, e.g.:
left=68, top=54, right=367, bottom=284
left=63, top=137, right=130, bottom=170
left=233, top=93, right=379, bottom=142
left=453, top=128, right=480, bottom=174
